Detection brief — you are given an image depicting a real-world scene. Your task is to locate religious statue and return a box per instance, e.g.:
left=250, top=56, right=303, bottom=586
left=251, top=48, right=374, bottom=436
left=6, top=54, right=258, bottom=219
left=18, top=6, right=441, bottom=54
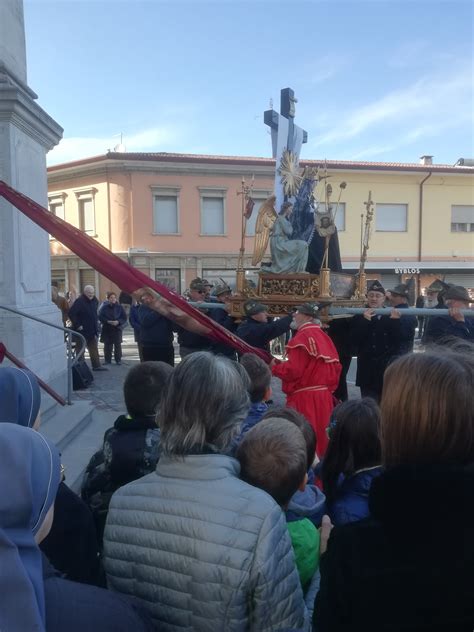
left=252, top=198, right=309, bottom=273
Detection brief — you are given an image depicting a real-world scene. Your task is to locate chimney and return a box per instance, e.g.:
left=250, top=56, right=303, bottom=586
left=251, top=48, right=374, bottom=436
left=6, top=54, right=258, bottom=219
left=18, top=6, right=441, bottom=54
left=420, top=155, right=433, bottom=165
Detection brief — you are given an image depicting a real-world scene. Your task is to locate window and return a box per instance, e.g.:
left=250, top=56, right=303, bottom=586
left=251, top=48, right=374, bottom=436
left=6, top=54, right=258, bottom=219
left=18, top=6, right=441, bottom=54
left=200, top=188, right=226, bottom=235
left=79, top=268, right=96, bottom=290
left=317, top=202, right=346, bottom=232
left=74, top=188, right=97, bottom=235
left=51, top=271, right=66, bottom=295
left=48, top=197, right=65, bottom=221
left=451, top=205, right=474, bottom=232
left=48, top=194, right=66, bottom=239
left=151, top=186, right=180, bottom=234
left=78, top=198, right=95, bottom=234
left=153, top=196, right=178, bottom=234
left=155, top=268, right=180, bottom=293
left=376, top=203, right=407, bottom=232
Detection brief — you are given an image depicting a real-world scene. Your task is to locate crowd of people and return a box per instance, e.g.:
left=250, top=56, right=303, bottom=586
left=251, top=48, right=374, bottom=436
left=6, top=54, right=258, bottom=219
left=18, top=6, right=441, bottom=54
left=7, top=276, right=470, bottom=630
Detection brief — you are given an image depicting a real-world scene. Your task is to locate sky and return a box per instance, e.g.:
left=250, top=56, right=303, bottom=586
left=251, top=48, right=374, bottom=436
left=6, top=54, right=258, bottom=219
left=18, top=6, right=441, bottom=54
left=23, top=0, right=474, bottom=166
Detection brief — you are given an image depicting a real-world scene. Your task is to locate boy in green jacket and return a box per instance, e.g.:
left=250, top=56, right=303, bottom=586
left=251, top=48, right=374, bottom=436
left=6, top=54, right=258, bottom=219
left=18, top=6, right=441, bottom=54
left=237, top=417, right=320, bottom=592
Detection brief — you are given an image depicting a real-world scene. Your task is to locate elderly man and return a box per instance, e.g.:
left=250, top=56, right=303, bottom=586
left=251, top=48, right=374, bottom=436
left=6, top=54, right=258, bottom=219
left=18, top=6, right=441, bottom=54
left=352, top=280, right=411, bottom=402
left=69, top=285, right=106, bottom=371
left=424, top=285, right=473, bottom=343
left=178, top=279, right=211, bottom=357
left=386, top=283, right=417, bottom=356
left=271, top=302, right=341, bottom=457
left=236, top=300, right=292, bottom=353
left=208, top=283, right=238, bottom=359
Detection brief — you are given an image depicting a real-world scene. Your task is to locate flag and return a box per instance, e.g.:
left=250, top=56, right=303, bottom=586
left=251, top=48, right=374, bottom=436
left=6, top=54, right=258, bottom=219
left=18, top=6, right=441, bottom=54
left=0, top=180, right=270, bottom=362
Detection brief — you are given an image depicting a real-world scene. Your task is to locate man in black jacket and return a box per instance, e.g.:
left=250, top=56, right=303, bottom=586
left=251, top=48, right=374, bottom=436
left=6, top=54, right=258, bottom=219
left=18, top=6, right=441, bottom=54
left=352, top=281, right=413, bottom=402
left=69, top=285, right=106, bottom=371
left=208, top=283, right=238, bottom=360
left=386, top=283, right=417, bottom=355
left=236, top=300, right=292, bottom=353
left=424, top=285, right=474, bottom=343
left=178, top=279, right=211, bottom=357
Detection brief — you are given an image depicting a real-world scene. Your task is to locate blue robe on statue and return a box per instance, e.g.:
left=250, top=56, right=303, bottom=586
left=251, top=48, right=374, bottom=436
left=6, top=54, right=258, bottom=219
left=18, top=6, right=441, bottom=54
left=267, top=216, right=309, bottom=274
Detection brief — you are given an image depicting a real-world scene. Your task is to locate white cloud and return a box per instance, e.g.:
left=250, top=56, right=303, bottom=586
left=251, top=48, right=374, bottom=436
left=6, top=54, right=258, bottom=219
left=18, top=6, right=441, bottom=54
left=47, top=125, right=180, bottom=165
left=312, top=64, right=472, bottom=150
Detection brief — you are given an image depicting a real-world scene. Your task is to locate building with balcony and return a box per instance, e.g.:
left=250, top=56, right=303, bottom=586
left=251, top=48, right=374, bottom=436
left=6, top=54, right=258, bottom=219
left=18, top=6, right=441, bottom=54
left=48, top=152, right=474, bottom=299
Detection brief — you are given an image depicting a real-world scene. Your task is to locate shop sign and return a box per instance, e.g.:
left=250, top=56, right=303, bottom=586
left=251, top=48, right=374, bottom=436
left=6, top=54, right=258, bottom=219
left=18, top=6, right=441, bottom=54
left=395, top=267, right=421, bottom=274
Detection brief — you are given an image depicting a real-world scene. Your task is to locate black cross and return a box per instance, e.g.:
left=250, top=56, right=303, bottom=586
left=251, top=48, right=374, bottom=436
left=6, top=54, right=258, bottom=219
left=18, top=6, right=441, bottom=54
left=264, top=88, right=308, bottom=157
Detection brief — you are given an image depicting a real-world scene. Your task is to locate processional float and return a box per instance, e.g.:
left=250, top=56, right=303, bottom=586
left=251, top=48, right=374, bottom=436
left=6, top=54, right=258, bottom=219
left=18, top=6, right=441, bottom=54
left=228, top=87, right=370, bottom=319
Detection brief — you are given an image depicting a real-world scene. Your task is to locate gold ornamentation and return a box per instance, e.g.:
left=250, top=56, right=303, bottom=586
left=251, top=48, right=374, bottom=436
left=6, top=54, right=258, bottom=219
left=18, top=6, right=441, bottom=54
left=251, top=195, right=277, bottom=266
left=279, top=149, right=302, bottom=197
left=259, top=274, right=320, bottom=299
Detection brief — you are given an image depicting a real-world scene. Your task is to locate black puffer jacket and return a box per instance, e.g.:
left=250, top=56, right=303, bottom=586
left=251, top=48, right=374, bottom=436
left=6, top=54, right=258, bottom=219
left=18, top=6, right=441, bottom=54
left=315, top=463, right=474, bottom=631
left=81, top=414, right=161, bottom=545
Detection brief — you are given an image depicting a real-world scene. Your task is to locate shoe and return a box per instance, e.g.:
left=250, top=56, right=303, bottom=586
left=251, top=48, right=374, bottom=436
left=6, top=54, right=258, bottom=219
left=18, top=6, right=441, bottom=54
left=103, top=361, right=112, bottom=365
left=115, top=361, right=122, bottom=365
left=93, top=367, right=108, bottom=372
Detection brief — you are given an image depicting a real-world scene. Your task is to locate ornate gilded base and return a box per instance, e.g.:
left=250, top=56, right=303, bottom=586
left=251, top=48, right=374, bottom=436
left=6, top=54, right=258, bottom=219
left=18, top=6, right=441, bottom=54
left=228, top=271, right=364, bottom=318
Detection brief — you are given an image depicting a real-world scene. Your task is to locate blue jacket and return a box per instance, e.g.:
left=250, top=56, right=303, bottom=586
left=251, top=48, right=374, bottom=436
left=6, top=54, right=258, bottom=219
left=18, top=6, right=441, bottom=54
left=391, top=303, right=416, bottom=356
left=240, top=401, right=268, bottom=436
left=98, top=302, right=127, bottom=329
left=424, top=314, right=474, bottom=343
left=236, top=315, right=292, bottom=352
left=43, top=557, right=153, bottom=632
left=208, top=304, right=238, bottom=358
left=328, top=466, right=383, bottom=526
left=286, top=474, right=326, bottom=528
left=138, top=305, right=174, bottom=347
left=129, top=304, right=141, bottom=342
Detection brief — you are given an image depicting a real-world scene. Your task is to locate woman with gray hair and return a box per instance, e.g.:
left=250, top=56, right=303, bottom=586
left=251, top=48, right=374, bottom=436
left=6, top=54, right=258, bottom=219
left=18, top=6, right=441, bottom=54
left=104, top=352, right=307, bottom=631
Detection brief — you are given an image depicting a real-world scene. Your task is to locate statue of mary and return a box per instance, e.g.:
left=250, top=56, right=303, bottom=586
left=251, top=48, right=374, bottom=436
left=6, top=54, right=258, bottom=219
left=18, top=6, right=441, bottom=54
left=266, top=202, right=309, bottom=273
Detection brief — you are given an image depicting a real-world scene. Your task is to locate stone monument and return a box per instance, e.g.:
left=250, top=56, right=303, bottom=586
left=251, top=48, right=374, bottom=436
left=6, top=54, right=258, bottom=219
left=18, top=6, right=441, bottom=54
left=0, top=0, right=66, bottom=399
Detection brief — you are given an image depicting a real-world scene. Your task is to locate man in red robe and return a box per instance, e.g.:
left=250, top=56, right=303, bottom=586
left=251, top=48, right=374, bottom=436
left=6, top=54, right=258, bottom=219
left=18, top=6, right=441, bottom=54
left=271, top=302, right=341, bottom=457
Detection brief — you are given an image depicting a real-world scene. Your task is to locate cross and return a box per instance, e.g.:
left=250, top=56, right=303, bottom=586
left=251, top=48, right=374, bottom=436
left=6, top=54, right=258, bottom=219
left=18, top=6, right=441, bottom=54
left=264, top=88, right=308, bottom=210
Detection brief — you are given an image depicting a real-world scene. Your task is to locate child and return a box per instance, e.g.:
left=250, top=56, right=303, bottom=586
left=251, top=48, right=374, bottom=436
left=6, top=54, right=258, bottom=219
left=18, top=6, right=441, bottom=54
left=238, top=353, right=272, bottom=438
left=262, top=406, right=326, bottom=527
left=81, top=361, right=173, bottom=544
left=321, top=398, right=382, bottom=526
left=237, top=417, right=320, bottom=592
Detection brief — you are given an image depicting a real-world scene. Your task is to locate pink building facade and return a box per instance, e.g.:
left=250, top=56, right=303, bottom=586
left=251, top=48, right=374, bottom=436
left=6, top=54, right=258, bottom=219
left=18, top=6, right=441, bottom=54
left=48, top=152, right=474, bottom=300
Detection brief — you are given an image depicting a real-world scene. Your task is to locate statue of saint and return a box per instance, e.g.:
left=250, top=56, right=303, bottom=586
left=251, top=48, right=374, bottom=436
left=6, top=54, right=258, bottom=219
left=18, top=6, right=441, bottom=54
left=252, top=198, right=308, bottom=274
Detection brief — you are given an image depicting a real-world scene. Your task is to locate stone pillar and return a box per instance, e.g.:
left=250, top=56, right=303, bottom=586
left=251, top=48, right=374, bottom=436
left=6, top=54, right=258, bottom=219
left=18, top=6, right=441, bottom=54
left=0, top=0, right=66, bottom=399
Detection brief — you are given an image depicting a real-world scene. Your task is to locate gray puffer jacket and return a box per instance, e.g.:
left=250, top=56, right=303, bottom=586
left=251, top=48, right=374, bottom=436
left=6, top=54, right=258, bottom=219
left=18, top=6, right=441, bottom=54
left=104, top=454, right=307, bottom=631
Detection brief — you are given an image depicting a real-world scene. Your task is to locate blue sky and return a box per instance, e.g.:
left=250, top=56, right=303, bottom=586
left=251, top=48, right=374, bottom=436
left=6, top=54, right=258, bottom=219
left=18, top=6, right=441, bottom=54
left=24, top=0, right=473, bottom=166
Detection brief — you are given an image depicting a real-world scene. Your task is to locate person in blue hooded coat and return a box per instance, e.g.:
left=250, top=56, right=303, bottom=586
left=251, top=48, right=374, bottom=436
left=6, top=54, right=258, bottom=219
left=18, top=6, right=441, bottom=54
left=0, top=423, right=153, bottom=632
left=321, top=398, right=382, bottom=526
left=0, top=366, right=102, bottom=585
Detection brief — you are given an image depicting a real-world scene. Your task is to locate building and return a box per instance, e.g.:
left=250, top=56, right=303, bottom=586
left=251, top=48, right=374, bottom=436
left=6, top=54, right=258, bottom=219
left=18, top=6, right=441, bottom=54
left=47, top=152, right=474, bottom=299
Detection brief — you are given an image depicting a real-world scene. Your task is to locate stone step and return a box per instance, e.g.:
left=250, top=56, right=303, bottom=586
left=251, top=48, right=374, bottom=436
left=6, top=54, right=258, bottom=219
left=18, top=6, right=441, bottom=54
left=59, top=408, right=118, bottom=492
left=40, top=400, right=95, bottom=454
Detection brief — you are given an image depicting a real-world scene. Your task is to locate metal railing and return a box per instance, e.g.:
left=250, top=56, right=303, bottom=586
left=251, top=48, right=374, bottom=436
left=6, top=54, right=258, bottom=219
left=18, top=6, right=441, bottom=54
left=0, top=304, right=87, bottom=405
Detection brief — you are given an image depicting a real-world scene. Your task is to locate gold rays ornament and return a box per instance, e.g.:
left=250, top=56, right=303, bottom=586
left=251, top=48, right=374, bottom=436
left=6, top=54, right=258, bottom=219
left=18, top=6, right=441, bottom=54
left=278, top=149, right=302, bottom=197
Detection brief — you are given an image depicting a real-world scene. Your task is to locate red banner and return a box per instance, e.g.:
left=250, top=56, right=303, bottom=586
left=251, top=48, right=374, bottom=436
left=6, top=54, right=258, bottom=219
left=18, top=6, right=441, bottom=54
left=0, top=180, right=270, bottom=362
